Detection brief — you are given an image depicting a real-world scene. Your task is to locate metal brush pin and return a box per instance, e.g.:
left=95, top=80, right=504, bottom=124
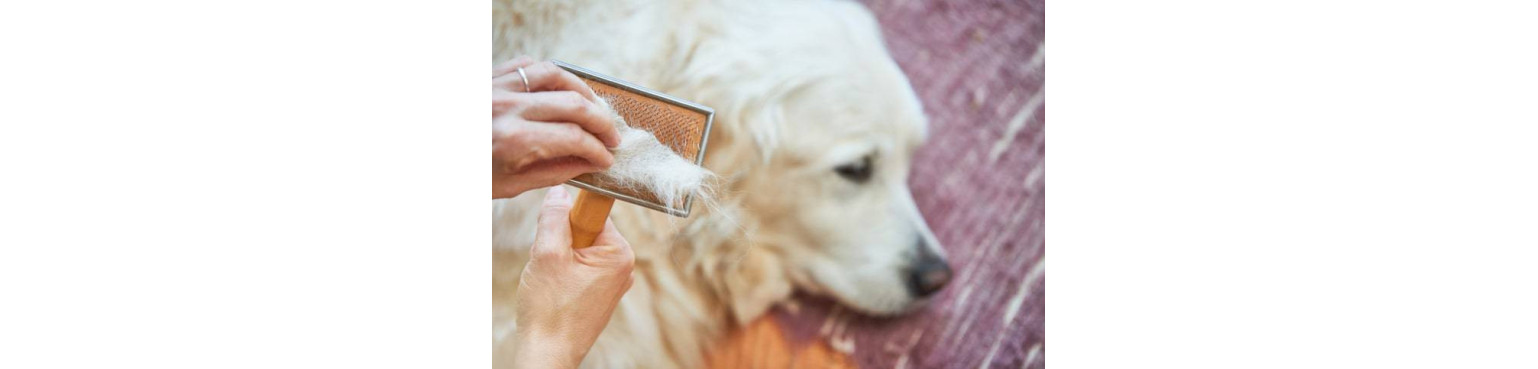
left=552, top=60, right=715, bottom=248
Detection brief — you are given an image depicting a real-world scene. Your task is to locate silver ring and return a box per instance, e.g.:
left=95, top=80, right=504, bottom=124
left=516, top=67, right=531, bottom=93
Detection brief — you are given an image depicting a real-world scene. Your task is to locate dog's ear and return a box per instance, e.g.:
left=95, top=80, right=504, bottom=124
left=668, top=43, right=826, bottom=167
left=720, top=247, right=793, bottom=326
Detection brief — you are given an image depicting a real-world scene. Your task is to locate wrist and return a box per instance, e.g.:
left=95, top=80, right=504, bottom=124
left=513, top=328, right=583, bottom=369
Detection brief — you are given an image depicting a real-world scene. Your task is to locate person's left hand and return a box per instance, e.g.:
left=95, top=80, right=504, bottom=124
left=493, top=57, right=622, bottom=199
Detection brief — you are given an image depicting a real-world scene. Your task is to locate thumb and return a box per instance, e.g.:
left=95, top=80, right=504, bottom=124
left=531, top=186, right=575, bottom=260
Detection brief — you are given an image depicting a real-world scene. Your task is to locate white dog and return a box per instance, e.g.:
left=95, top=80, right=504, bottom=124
left=493, top=0, right=950, bottom=367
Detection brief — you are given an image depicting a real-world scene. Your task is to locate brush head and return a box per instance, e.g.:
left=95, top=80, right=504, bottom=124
left=554, top=60, right=714, bottom=218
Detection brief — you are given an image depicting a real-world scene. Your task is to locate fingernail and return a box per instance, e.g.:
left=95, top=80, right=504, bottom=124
left=549, top=186, right=568, bottom=200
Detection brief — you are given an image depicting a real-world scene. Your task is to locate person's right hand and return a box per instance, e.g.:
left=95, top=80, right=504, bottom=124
left=493, top=57, right=623, bottom=199
left=512, top=186, right=635, bottom=369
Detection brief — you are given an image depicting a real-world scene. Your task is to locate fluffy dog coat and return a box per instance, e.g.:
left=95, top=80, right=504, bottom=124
left=493, top=0, right=943, bottom=367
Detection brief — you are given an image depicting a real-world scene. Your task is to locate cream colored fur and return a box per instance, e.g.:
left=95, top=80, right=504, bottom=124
left=591, top=99, right=713, bottom=211
left=493, top=0, right=945, bottom=367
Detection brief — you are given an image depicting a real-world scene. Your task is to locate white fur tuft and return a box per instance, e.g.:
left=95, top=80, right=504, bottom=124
left=594, top=99, right=713, bottom=211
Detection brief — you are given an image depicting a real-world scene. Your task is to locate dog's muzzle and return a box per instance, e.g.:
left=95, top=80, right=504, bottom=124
left=906, top=239, right=952, bottom=297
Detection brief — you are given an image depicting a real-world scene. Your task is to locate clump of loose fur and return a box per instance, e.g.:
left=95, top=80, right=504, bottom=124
left=592, top=99, right=714, bottom=211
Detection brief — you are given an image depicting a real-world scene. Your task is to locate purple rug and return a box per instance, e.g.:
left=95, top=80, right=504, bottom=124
left=773, top=0, right=1045, bottom=367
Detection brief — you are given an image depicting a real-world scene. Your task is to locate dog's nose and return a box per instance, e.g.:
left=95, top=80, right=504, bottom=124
left=906, top=246, right=952, bottom=298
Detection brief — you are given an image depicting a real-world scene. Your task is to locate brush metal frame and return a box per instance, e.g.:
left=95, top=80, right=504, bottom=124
left=552, top=59, right=715, bottom=218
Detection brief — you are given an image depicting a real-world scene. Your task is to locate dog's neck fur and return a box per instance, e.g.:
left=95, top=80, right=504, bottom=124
left=494, top=0, right=709, bottom=90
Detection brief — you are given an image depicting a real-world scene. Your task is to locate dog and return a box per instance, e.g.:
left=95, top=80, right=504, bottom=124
left=493, top=0, right=950, bottom=367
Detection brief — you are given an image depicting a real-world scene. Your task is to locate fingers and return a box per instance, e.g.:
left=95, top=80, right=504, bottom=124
left=492, top=61, right=599, bottom=102
left=491, top=58, right=545, bottom=94
left=491, top=88, right=519, bottom=116
left=575, top=219, right=636, bottom=273
left=500, top=120, right=614, bottom=170
left=530, top=187, right=634, bottom=276
left=508, top=91, right=621, bottom=148
left=491, top=59, right=621, bottom=148
left=531, top=186, right=575, bottom=261
left=493, top=56, right=538, bottom=77
left=524, top=62, right=599, bottom=102
left=501, top=156, right=606, bottom=194
left=592, top=219, right=633, bottom=259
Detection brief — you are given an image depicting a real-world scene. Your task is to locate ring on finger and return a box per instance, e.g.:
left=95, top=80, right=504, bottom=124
left=516, top=67, right=531, bottom=93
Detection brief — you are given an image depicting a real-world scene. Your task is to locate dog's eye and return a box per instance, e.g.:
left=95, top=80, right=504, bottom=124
left=834, top=155, right=874, bottom=183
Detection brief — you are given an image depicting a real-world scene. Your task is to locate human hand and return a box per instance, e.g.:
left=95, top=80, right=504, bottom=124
left=493, top=57, right=623, bottom=199
left=512, top=186, right=635, bottom=369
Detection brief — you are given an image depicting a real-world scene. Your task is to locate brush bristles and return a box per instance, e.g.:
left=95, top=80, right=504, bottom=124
left=591, top=98, right=714, bottom=214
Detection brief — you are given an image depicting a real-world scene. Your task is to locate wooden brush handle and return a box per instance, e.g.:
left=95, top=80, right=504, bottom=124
left=568, top=188, right=616, bottom=249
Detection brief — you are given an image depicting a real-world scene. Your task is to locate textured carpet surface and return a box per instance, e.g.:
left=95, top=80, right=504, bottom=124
left=773, top=0, right=1045, bottom=367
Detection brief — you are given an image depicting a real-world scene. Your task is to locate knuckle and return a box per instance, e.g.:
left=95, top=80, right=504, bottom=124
left=531, top=244, right=562, bottom=261
left=555, top=91, right=585, bottom=108
left=534, top=61, right=560, bottom=78
left=503, top=131, right=535, bottom=152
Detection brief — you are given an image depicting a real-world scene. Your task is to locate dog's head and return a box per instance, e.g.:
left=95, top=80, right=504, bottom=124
left=741, top=70, right=950, bottom=316
left=681, top=1, right=950, bottom=319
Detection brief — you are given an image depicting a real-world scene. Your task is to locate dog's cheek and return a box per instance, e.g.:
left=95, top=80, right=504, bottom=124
left=722, top=249, right=793, bottom=326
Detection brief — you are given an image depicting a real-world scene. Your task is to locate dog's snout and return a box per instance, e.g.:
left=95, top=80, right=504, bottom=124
left=907, top=256, right=952, bottom=298
left=906, top=240, right=952, bottom=298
